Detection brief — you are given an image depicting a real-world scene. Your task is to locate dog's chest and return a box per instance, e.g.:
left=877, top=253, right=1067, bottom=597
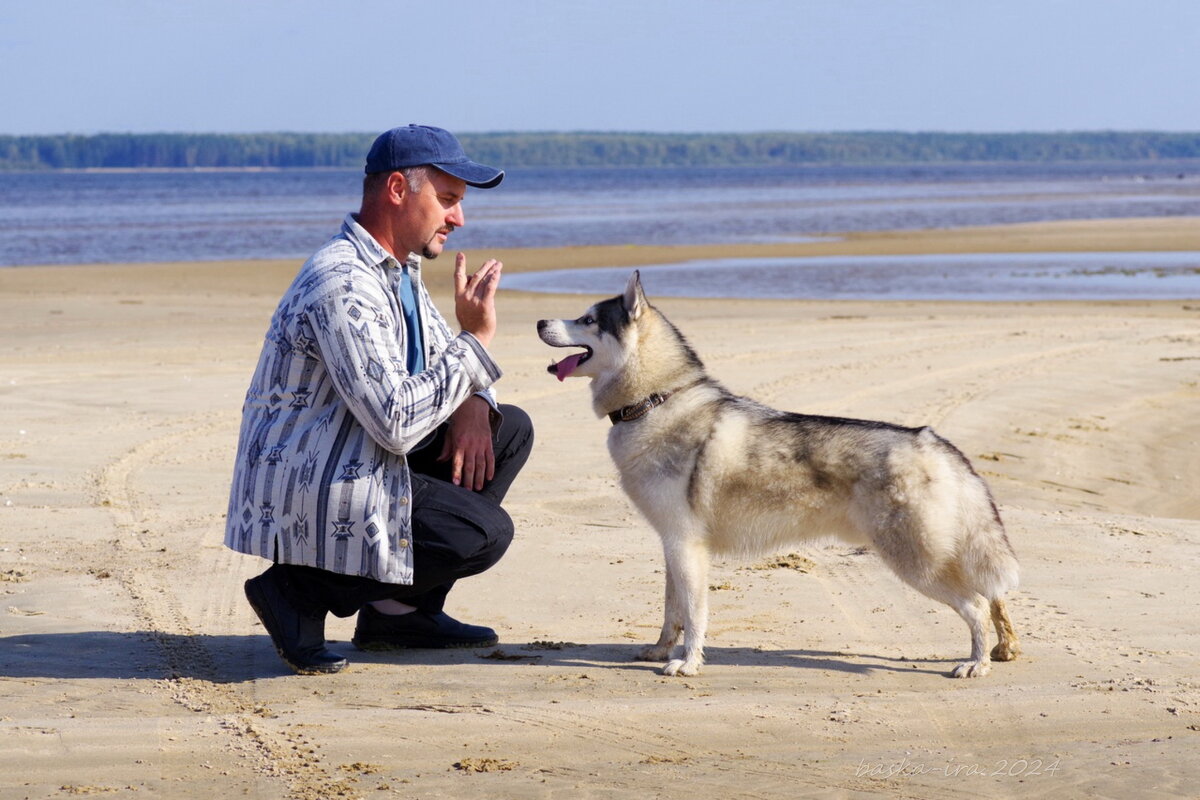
left=608, top=422, right=697, bottom=502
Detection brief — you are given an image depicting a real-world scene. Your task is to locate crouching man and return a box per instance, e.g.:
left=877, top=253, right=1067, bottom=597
left=225, top=125, right=532, bottom=674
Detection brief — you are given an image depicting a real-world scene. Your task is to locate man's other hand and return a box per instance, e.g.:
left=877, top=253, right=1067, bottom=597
left=438, top=396, right=495, bottom=490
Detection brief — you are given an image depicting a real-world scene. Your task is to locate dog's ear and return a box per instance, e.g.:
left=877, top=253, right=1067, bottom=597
left=623, top=270, right=647, bottom=319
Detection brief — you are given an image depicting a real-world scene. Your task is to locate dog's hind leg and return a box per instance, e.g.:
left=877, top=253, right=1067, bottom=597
left=989, top=597, right=1021, bottom=662
left=950, top=593, right=992, bottom=678
left=639, top=552, right=683, bottom=663
left=661, top=537, right=709, bottom=677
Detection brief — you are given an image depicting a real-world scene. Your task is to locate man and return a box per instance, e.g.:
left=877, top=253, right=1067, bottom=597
left=226, top=124, right=533, bottom=674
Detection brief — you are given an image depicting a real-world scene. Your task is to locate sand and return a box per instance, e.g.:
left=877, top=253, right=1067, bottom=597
left=1, top=217, right=1198, bottom=799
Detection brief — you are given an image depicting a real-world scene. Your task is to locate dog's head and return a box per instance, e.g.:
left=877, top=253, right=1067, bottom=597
left=536, top=271, right=648, bottom=382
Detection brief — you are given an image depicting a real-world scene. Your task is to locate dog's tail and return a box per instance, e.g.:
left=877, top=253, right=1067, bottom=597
left=960, top=508, right=1021, bottom=600
left=919, top=428, right=1020, bottom=599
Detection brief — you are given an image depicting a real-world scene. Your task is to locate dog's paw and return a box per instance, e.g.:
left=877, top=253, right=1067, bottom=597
left=951, top=659, right=991, bottom=678
left=662, top=658, right=702, bottom=677
left=638, top=645, right=673, bottom=662
left=990, top=641, right=1021, bottom=662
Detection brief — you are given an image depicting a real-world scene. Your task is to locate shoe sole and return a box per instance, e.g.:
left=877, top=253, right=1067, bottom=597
left=351, top=635, right=499, bottom=652
left=245, top=578, right=348, bottom=675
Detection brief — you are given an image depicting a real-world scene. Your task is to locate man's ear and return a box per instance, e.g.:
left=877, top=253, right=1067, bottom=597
left=386, top=170, right=408, bottom=203
left=623, top=270, right=647, bottom=319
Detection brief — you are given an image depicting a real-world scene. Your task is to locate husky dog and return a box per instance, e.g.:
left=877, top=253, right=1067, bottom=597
left=536, top=272, right=1021, bottom=678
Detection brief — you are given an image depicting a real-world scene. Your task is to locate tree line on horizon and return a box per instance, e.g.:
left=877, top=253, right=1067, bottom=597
left=3, top=131, right=1200, bottom=170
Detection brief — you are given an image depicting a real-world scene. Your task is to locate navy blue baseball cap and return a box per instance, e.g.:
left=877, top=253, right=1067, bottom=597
left=364, top=124, right=504, bottom=189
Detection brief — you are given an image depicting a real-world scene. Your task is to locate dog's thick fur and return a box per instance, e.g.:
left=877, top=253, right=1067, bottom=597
left=537, top=272, right=1021, bottom=678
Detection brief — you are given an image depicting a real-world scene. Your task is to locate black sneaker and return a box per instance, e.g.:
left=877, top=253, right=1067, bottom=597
left=244, top=571, right=348, bottom=675
left=352, top=605, right=499, bottom=651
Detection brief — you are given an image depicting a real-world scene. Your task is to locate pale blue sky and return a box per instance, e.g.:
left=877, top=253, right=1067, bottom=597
left=3, top=0, right=1198, bottom=135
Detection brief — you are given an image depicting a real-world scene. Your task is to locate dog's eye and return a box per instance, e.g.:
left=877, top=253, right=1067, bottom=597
left=578, top=315, right=595, bottom=326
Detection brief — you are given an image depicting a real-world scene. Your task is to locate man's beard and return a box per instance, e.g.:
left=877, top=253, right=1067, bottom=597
left=421, top=226, right=455, bottom=259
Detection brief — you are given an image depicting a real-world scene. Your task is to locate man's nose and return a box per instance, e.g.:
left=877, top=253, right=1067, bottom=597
left=448, top=202, right=465, bottom=228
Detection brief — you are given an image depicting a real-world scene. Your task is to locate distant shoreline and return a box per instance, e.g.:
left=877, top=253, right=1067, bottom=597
left=7, top=130, right=1200, bottom=170
left=9, top=158, right=1200, bottom=176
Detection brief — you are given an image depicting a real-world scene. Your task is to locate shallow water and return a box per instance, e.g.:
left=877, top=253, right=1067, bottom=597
left=501, top=251, right=1200, bottom=301
left=3, top=161, right=1200, bottom=272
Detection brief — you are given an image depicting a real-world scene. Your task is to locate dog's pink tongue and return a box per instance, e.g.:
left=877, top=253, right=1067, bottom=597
left=553, top=354, right=586, bottom=382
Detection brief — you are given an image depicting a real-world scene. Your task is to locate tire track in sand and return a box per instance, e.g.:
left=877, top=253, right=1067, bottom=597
left=93, top=414, right=363, bottom=800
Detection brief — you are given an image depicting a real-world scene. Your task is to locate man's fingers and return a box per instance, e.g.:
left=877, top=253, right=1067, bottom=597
left=466, top=260, right=497, bottom=293
left=450, top=450, right=465, bottom=487
left=447, top=452, right=493, bottom=491
left=455, top=255, right=503, bottom=302
left=475, top=261, right=502, bottom=303
left=472, top=451, right=490, bottom=491
left=463, top=454, right=487, bottom=491
left=453, top=252, right=468, bottom=295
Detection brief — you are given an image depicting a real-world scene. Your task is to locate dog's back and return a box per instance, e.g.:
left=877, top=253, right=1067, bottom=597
left=625, top=383, right=1018, bottom=595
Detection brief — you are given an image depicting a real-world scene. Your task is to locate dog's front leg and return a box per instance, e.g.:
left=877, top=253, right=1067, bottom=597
left=639, top=547, right=683, bottom=663
left=660, top=537, right=709, bottom=677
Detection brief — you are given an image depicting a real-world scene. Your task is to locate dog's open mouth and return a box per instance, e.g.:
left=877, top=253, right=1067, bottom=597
left=547, top=346, right=592, bottom=381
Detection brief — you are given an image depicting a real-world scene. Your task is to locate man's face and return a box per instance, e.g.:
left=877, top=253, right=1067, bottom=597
left=395, top=169, right=467, bottom=260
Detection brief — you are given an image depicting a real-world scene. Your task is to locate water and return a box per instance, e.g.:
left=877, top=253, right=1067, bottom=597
left=502, top=252, right=1200, bottom=301
left=0, top=169, right=359, bottom=267
left=2, top=161, right=1200, bottom=299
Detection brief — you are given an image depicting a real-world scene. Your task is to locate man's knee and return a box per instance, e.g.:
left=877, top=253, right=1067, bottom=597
left=412, top=482, right=512, bottom=558
left=480, top=509, right=514, bottom=566
left=410, top=504, right=512, bottom=588
left=498, top=403, right=531, bottom=429
left=496, top=404, right=533, bottom=450
left=465, top=504, right=513, bottom=566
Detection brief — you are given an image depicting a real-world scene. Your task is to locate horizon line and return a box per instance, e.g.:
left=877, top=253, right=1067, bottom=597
left=7, top=128, right=1200, bottom=138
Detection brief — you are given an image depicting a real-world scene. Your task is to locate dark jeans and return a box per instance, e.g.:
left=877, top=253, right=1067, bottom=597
left=273, top=403, right=533, bottom=619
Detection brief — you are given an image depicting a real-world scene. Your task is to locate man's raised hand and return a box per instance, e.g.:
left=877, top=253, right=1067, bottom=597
left=453, top=252, right=502, bottom=347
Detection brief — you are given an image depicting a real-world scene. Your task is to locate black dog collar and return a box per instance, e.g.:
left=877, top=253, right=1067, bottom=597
left=608, top=392, right=674, bottom=425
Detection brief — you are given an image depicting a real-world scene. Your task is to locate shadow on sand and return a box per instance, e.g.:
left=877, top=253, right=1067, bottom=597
left=0, top=630, right=951, bottom=682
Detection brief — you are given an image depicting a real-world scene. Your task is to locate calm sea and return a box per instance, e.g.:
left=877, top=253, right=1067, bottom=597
left=3, top=161, right=1199, bottom=298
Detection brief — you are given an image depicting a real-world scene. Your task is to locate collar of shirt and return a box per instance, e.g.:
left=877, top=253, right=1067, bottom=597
left=341, top=213, right=422, bottom=274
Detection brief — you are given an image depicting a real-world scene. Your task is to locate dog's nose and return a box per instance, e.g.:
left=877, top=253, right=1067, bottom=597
left=536, top=320, right=549, bottom=331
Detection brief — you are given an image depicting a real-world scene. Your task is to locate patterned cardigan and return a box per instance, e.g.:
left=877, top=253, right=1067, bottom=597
left=224, top=214, right=501, bottom=583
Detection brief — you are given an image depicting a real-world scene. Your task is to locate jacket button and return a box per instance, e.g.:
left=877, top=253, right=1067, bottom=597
left=398, top=496, right=408, bottom=506
left=398, top=538, right=409, bottom=548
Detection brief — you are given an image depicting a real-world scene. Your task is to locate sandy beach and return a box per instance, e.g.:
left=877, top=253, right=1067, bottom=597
left=2, top=217, right=1198, bottom=799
